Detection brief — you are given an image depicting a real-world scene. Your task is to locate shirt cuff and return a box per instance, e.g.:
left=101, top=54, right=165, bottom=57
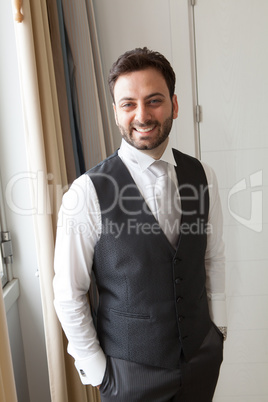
left=217, top=326, right=227, bottom=341
left=74, top=349, right=107, bottom=386
left=207, top=295, right=227, bottom=327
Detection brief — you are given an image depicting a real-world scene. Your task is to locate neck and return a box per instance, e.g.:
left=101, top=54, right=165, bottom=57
left=139, top=138, right=169, bottom=160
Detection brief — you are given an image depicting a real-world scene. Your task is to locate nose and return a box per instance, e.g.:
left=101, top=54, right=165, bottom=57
left=135, top=104, right=151, bottom=123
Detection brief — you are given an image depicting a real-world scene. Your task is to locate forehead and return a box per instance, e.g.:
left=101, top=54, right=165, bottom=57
left=113, top=68, right=169, bottom=102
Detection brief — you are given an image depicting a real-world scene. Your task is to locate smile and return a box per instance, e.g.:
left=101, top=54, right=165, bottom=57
left=134, top=126, right=156, bottom=133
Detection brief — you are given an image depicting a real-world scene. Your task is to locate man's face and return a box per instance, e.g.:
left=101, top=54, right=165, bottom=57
left=113, top=68, right=178, bottom=151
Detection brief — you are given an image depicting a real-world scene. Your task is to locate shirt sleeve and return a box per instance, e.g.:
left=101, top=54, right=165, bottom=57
left=202, top=162, right=227, bottom=328
left=53, top=174, right=106, bottom=386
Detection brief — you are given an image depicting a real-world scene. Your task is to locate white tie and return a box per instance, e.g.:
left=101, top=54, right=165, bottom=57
left=149, top=160, right=179, bottom=248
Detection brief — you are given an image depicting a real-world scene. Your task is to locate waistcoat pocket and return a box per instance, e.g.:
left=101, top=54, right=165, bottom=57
left=109, top=308, right=150, bottom=320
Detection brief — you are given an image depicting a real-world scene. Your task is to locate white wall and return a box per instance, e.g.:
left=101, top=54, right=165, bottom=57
left=0, top=1, right=50, bottom=401
left=194, top=1, right=268, bottom=401
left=6, top=294, right=30, bottom=402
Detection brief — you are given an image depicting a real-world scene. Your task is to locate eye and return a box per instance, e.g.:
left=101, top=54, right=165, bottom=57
left=148, top=99, right=162, bottom=105
left=121, top=102, right=134, bottom=109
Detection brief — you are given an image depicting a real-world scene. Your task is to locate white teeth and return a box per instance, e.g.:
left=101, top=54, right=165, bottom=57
left=135, top=126, right=154, bottom=133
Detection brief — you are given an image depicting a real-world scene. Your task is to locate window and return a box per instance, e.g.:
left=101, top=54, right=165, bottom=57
left=0, top=249, right=8, bottom=288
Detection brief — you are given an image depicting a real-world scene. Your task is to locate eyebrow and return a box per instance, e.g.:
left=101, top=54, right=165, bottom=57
left=118, top=92, right=166, bottom=103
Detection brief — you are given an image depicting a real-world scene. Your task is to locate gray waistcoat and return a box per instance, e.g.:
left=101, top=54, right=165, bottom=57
left=87, top=148, right=211, bottom=369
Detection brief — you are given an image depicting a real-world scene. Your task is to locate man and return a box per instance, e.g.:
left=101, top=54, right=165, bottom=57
left=53, top=47, right=227, bottom=401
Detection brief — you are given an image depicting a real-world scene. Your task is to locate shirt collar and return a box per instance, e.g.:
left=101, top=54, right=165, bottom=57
left=119, top=138, right=177, bottom=172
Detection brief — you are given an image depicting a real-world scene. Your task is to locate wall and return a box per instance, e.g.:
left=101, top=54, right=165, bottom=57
left=0, top=0, right=50, bottom=401
left=194, top=1, right=268, bottom=400
left=5, top=287, right=30, bottom=402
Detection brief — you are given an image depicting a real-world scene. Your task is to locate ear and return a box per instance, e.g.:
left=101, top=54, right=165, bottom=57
left=113, top=103, right=119, bottom=126
left=172, top=95, right=179, bottom=119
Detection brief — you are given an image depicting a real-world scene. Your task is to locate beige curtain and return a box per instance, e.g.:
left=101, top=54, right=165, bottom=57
left=11, top=0, right=100, bottom=401
left=57, top=0, right=114, bottom=170
left=46, top=0, right=78, bottom=184
left=0, top=285, right=17, bottom=402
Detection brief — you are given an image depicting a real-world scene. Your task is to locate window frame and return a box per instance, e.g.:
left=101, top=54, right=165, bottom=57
left=0, top=174, right=11, bottom=288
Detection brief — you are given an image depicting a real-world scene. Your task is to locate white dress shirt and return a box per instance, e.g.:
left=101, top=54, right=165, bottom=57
left=53, top=138, right=227, bottom=386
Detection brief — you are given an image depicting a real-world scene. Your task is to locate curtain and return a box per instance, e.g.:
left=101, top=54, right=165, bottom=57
left=10, top=0, right=110, bottom=402
left=47, top=0, right=86, bottom=179
left=55, top=0, right=114, bottom=171
left=11, top=0, right=68, bottom=400
left=0, top=285, right=17, bottom=402
left=46, top=0, right=78, bottom=184
left=11, top=0, right=101, bottom=401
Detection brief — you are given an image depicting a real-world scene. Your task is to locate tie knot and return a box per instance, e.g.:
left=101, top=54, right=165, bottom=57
left=149, top=160, right=168, bottom=178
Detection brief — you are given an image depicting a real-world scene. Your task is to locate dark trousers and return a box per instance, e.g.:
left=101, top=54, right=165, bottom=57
left=99, top=323, right=224, bottom=402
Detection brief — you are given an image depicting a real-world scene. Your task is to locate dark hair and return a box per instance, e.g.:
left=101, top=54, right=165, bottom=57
left=108, top=47, right=176, bottom=101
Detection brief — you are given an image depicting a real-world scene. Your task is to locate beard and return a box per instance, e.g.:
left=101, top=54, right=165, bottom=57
left=118, top=111, right=174, bottom=151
